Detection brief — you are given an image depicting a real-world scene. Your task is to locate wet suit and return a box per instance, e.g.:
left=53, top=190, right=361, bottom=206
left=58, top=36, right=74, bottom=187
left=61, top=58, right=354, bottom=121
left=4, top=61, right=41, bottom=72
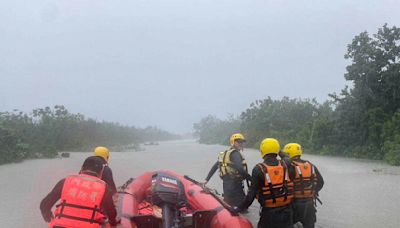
left=291, top=158, right=324, bottom=228
left=40, top=171, right=118, bottom=227
left=238, top=154, right=295, bottom=228
left=96, top=156, right=117, bottom=195
left=205, top=149, right=251, bottom=207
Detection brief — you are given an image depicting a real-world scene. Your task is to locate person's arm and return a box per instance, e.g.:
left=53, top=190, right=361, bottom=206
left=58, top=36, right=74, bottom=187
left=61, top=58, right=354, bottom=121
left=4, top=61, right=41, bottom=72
left=237, top=166, right=262, bottom=210
left=280, top=152, right=296, bottom=180
left=230, top=151, right=251, bottom=180
left=101, top=188, right=118, bottom=226
left=205, top=161, right=219, bottom=182
left=314, top=166, right=324, bottom=193
left=40, top=179, right=65, bottom=222
left=102, top=166, right=117, bottom=195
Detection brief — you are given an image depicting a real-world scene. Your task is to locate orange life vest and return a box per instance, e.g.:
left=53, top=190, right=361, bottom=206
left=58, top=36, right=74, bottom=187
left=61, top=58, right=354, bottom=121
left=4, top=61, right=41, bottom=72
left=49, top=174, right=107, bottom=228
left=292, top=160, right=317, bottom=199
left=257, top=161, right=294, bottom=208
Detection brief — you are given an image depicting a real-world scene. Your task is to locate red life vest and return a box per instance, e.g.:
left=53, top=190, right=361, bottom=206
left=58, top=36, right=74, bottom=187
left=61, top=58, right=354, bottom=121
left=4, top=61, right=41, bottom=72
left=49, top=174, right=107, bottom=228
left=292, top=160, right=317, bottom=199
left=257, top=161, right=294, bottom=208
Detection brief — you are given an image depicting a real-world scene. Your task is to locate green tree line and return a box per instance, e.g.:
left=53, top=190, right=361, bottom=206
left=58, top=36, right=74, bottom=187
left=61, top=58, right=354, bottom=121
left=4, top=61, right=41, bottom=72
left=0, top=105, right=180, bottom=165
left=193, top=24, right=400, bottom=166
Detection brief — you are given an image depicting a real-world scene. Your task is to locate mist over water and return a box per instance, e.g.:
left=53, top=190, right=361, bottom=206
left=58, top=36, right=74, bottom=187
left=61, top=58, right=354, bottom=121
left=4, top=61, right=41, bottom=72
left=2, top=0, right=400, bottom=133
left=1, top=140, right=399, bottom=228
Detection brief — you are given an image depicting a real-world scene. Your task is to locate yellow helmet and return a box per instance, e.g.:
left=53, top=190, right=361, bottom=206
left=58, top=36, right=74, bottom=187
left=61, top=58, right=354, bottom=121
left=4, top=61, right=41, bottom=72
left=259, top=138, right=280, bottom=157
left=94, top=146, right=109, bottom=161
left=230, top=133, right=245, bottom=146
left=283, top=143, right=303, bottom=158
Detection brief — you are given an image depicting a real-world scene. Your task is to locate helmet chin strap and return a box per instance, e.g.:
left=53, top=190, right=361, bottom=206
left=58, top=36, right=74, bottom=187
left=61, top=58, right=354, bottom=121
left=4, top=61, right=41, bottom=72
left=99, top=165, right=105, bottom=178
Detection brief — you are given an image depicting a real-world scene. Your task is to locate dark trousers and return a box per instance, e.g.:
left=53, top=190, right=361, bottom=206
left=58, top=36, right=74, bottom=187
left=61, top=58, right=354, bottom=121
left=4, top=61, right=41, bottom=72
left=258, top=205, right=293, bottom=228
left=293, top=198, right=316, bottom=228
left=222, top=177, right=245, bottom=207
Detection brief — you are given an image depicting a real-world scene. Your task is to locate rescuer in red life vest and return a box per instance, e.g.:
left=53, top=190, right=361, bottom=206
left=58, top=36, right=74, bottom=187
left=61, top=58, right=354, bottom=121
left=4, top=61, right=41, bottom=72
left=40, top=156, right=119, bottom=228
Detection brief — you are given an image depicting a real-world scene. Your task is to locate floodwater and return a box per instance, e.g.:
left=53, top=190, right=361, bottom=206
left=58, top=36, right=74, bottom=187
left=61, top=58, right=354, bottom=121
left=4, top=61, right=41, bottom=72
left=1, top=140, right=400, bottom=228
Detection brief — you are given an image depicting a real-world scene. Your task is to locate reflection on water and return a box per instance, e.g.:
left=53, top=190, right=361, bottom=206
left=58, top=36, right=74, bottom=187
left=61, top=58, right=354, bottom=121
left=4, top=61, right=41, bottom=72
left=1, top=140, right=399, bottom=228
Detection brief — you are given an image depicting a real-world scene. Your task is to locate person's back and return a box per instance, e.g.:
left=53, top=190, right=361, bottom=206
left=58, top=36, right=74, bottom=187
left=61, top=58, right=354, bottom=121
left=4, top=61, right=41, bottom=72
left=236, top=138, right=294, bottom=228
left=40, top=156, right=119, bottom=228
left=283, top=143, right=324, bottom=228
left=50, top=173, right=107, bottom=228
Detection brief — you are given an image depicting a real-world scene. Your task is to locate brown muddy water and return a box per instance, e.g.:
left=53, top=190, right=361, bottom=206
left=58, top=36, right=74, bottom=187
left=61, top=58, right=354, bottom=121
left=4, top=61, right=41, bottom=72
left=1, top=140, right=399, bottom=228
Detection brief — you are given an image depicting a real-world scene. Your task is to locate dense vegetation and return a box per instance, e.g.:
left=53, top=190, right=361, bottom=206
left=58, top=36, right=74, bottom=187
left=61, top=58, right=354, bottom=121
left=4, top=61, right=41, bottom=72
left=0, top=105, right=179, bottom=165
left=194, top=24, right=400, bottom=165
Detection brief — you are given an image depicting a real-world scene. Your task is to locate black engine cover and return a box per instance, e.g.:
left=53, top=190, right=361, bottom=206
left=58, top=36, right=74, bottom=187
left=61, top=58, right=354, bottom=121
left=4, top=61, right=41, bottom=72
left=151, top=172, right=186, bottom=208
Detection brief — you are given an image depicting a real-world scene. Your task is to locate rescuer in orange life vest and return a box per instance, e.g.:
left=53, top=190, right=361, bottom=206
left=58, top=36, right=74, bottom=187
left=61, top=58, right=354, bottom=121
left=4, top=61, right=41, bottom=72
left=233, top=138, right=295, bottom=228
left=40, top=156, right=119, bottom=228
left=283, top=143, right=324, bottom=228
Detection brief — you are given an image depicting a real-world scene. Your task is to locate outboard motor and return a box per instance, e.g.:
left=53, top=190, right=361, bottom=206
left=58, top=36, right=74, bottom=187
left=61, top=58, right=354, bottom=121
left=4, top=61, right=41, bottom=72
left=151, top=172, right=186, bottom=228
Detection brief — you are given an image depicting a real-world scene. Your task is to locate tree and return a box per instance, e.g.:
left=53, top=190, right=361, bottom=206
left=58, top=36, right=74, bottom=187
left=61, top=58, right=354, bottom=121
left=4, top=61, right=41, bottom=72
left=331, top=24, right=400, bottom=159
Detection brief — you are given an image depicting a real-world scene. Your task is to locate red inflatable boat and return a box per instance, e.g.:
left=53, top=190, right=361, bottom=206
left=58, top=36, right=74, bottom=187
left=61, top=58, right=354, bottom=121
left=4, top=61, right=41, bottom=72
left=114, top=170, right=253, bottom=228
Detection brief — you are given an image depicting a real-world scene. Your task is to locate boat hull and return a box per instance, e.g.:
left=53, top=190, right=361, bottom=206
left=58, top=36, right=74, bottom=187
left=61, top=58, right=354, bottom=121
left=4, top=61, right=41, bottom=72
left=114, top=170, right=253, bottom=228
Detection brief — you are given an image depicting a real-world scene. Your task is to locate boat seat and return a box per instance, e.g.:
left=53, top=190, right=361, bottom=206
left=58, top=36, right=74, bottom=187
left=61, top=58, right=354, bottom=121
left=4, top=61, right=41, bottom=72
left=130, top=209, right=217, bottom=228
left=181, top=209, right=218, bottom=227
left=130, top=214, right=162, bottom=228
left=191, top=210, right=217, bottom=227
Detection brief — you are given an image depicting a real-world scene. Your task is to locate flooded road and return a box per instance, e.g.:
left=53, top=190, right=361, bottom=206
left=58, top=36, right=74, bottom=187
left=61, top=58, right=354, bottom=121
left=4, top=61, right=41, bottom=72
left=1, top=140, right=400, bottom=228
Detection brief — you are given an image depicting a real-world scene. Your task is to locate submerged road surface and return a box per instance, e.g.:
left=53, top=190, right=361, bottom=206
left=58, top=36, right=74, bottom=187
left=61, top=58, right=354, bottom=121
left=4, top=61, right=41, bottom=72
left=1, top=140, right=400, bottom=228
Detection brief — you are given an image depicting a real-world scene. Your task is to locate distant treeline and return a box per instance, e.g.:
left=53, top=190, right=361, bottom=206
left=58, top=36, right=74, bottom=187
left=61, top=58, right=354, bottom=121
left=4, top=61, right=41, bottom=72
left=0, top=105, right=180, bottom=165
left=194, top=24, right=400, bottom=166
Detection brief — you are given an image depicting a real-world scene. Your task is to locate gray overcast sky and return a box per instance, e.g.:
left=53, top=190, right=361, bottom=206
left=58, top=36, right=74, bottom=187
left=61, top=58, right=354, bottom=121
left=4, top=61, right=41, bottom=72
left=1, top=0, right=399, bottom=133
